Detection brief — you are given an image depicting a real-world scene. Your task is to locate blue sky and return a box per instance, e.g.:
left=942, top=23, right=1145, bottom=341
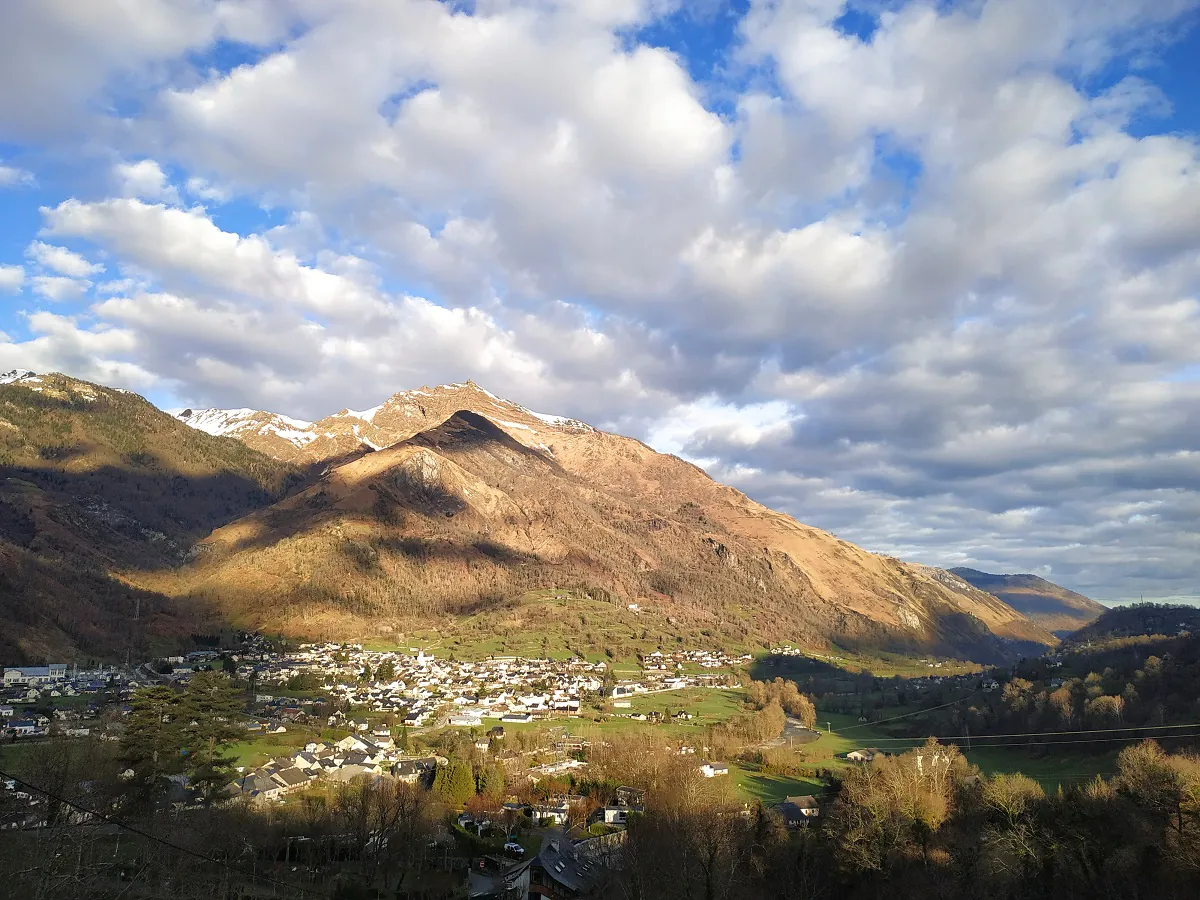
left=1, top=0, right=1198, bottom=602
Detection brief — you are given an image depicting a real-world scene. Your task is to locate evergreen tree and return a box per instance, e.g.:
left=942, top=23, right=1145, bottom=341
left=178, top=671, right=245, bottom=797
left=480, top=763, right=506, bottom=799
left=397, top=724, right=411, bottom=754
left=436, top=758, right=476, bottom=807
left=120, top=685, right=182, bottom=787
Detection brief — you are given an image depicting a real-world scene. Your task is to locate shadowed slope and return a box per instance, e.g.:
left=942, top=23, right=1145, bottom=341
left=949, top=568, right=1106, bottom=634
left=0, top=372, right=303, bottom=661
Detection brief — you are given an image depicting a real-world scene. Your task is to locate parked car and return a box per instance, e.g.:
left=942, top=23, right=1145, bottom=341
left=503, top=841, right=525, bottom=856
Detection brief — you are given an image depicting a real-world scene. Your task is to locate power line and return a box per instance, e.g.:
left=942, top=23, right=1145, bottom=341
left=0, top=767, right=322, bottom=898
left=834, top=692, right=980, bottom=730
left=833, top=720, right=1200, bottom=743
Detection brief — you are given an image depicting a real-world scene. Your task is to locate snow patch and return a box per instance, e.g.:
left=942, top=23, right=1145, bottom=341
left=494, top=419, right=534, bottom=432
left=525, top=408, right=594, bottom=431
left=346, top=403, right=383, bottom=423
left=0, top=369, right=35, bottom=385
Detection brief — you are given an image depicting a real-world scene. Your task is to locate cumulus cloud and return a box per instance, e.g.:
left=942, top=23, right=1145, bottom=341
left=0, top=0, right=1197, bottom=601
left=114, top=159, right=179, bottom=203
left=30, top=275, right=92, bottom=302
left=0, top=265, right=24, bottom=293
left=25, top=240, right=105, bottom=277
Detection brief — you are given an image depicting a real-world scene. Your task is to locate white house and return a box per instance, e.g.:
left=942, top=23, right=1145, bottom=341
left=448, top=714, right=482, bottom=727
left=699, top=762, right=729, bottom=778
left=845, top=748, right=887, bottom=763
left=3, top=665, right=67, bottom=687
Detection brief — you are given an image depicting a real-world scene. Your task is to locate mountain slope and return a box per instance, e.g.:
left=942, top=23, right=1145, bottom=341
left=0, top=371, right=303, bottom=662
left=159, top=403, right=1055, bottom=662
left=948, top=568, right=1106, bottom=634
left=174, top=380, right=591, bottom=464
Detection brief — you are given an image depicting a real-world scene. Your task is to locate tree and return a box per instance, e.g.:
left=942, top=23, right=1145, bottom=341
left=120, top=685, right=181, bottom=787
left=435, top=758, right=476, bottom=807
left=178, top=671, right=245, bottom=797
left=479, top=763, right=506, bottom=799
left=396, top=724, right=411, bottom=753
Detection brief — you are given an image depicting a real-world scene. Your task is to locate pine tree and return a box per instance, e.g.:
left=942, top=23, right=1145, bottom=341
left=178, top=671, right=245, bottom=797
left=120, top=685, right=182, bottom=788
left=480, top=763, right=506, bottom=799
left=436, top=758, right=476, bottom=807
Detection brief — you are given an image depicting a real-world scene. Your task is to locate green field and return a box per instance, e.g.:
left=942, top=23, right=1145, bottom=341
left=961, top=745, right=1118, bottom=791
left=731, top=763, right=823, bottom=804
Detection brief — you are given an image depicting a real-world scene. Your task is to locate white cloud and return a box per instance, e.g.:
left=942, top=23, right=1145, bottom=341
left=0, top=0, right=1198, bottom=600
left=0, top=265, right=24, bottom=293
left=0, top=162, right=33, bottom=186
left=31, top=275, right=91, bottom=302
left=114, top=159, right=179, bottom=203
left=25, top=240, right=105, bottom=278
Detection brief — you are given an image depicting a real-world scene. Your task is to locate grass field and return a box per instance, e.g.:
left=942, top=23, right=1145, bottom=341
left=961, top=745, right=1117, bottom=791
left=731, top=763, right=824, bottom=804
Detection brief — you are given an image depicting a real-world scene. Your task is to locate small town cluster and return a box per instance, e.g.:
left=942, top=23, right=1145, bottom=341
left=243, top=642, right=746, bottom=729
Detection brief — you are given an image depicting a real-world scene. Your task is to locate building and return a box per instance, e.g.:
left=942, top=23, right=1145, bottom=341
left=845, top=748, right=887, bottom=763
left=775, top=795, right=821, bottom=827
left=530, top=835, right=616, bottom=898
left=3, top=665, right=67, bottom=687
left=699, top=762, right=729, bottom=778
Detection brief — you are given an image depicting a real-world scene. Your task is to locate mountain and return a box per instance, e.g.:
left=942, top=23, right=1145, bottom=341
left=173, top=380, right=593, bottom=464
left=948, top=568, right=1106, bottom=634
left=0, top=370, right=303, bottom=662
left=0, top=371, right=1057, bottom=664
left=162, top=386, right=1056, bottom=662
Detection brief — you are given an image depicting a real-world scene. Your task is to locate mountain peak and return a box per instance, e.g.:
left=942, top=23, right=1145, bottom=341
left=0, top=368, right=37, bottom=385
left=173, top=381, right=594, bottom=463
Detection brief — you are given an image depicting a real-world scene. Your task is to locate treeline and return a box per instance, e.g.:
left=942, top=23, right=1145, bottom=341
left=926, top=632, right=1200, bottom=741
left=617, top=739, right=1200, bottom=900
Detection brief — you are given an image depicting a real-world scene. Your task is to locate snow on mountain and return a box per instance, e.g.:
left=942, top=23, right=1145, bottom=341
left=175, top=407, right=317, bottom=444
left=171, top=381, right=596, bottom=462
left=0, top=368, right=36, bottom=385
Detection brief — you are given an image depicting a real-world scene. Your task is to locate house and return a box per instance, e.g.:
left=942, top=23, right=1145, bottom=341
left=775, top=795, right=821, bottom=827
left=269, top=767, right=312, bottom=793
left=3, top=665, right=67, bottom=687
left=846, top=748, right=887, bottom=763
left=673, top=710, right=693, bottom=720
left=532, top=800, right=570, bottom=825
left=602, top=804, right=643, bottom=825
left=501, top=713, right=533, bottom=724
left=0, top=705, right=14, bottom=719
left=6, top=719, right=41, bottom=737
left=699, top=762, right=729, bottom=778
left=224, top=773, right=281, bottom=802
left=393, top=757, right=437, bottom=784
left=449, top=714, right=483, bottom=727
left=530, top=836, right=613, bottom=898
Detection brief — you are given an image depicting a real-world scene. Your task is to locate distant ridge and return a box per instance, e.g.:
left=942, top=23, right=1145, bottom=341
left=949, top=568, right=1106, bottom=634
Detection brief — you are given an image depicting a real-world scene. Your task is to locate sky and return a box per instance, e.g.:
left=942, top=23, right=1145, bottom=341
left=0, top=0, right=1198, bottom=603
